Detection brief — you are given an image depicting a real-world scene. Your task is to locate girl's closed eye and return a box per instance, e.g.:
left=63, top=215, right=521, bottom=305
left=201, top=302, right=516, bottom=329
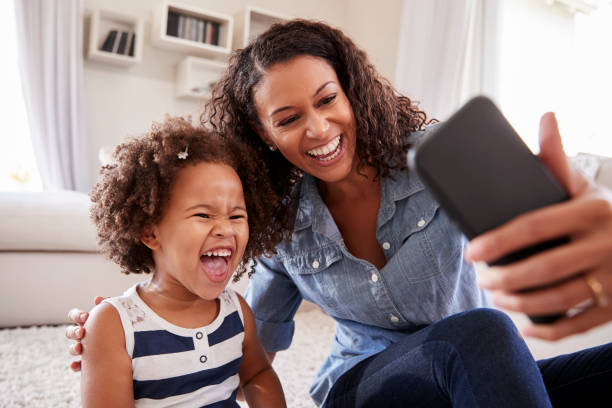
left=195, top=213, right=210, bottom=219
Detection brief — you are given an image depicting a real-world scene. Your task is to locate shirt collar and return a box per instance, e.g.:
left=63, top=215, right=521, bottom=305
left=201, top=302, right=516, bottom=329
left=294, top=167, right=426, bottom=234
left=293, top=127, right=433, bottom=233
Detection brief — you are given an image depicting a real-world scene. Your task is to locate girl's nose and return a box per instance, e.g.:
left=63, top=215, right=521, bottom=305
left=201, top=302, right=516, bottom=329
left=212, top=219, right=233, bottom=237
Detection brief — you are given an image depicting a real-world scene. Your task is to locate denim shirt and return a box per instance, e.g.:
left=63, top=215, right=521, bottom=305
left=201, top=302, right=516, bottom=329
left=244, top=129, right=491, bottom=406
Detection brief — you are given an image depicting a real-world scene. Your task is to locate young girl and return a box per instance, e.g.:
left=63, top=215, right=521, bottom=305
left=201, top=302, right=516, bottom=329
left=81, top=117, right=286, bottom=408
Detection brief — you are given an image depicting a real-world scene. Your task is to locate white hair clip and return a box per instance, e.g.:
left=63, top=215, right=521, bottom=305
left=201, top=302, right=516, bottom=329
left=177, top=146, right=188, bottom=159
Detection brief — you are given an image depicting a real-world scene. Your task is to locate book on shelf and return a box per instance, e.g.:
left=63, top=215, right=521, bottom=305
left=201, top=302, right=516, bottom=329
left=166, top=12, right=221, bottom=46
left=167, top=10, right=179, bottom=37
left=212, top=21, right=219, bottom=46
left=185, top=17, right=192, bottom=40
left=205, top=22, right=213, bottom=44
left=100, top=30, right=118, bottom=52
left=116, top=31, right=129, bottom=54
left=177, top=14, right=185, bottom=38
left=197, top=19, right=205, bottom=42
left=190, top=17, right=198, bottom=41
left=99, top=29, right=135, bottom=56
left=128, top=33, right=136, bottom=56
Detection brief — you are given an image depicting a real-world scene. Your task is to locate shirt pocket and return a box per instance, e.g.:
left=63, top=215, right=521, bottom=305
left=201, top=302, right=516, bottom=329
left=394, top=196, right=445, bottom=282
left=282, top=245, right=344, bottom=309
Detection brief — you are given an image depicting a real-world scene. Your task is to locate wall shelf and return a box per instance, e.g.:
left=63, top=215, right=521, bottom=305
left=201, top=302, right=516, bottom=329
left=233, top=6, right=290, bottom=49
left=152, top=1, right=233, bottom=58
left=87, top=9, right=144, bottom=67
left=175, top=57, right=226, bottom=99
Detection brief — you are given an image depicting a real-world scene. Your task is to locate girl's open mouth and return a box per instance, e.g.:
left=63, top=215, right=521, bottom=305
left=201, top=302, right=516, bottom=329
left=200, top=249, right=232, bottom=283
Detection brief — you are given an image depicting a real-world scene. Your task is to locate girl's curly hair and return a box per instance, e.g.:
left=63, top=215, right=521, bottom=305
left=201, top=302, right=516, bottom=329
left=202, top=19, right=433, bottom=235
left=89, top=116, right=282, bottom=281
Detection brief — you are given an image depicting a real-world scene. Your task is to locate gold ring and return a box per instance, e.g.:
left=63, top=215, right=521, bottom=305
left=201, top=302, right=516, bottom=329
left=584, top=274, right=609, bottom=308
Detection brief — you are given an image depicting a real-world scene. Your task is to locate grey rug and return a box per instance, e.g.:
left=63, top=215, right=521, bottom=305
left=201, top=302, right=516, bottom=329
left=0, top=305, right=335, bottom=408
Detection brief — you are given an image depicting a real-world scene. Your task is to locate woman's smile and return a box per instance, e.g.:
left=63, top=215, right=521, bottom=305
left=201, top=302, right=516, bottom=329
left=306, top=133, right=345, bottom=165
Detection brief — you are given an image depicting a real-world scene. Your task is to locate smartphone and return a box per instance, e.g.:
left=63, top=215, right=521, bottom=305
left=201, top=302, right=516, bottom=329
left=411, top=96, right=569, bottom=324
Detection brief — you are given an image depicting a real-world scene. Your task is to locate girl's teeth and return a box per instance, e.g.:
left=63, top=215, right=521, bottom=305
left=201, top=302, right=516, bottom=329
left=204, top=250, right=231, bottom=257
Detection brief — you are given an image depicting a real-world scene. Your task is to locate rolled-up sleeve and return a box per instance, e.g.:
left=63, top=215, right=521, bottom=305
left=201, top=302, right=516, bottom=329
left=244, top=253, right=303, bottom=352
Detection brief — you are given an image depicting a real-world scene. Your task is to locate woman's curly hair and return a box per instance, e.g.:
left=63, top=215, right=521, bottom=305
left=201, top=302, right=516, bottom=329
left=90, top=116, right=282, bottom=280
left=202, top=19, right=434, bottom=235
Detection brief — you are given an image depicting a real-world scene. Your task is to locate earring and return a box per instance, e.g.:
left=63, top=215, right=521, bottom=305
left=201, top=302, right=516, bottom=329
left=268, top=145, right=276, bottom=151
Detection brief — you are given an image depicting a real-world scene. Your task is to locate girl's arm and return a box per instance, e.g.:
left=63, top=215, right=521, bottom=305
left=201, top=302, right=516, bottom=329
left=237, top=295, right=287, bottom=408
left=81, top=302, right=134, bottom=408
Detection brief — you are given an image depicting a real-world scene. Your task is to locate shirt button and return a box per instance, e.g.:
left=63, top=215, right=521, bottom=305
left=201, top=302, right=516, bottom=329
left=312, top=260, right=320, bottom=269
left=371, top=273, right=378, bottom=283
left=390, top=314, right=399, bottom=323
left=195, top=331, right=203, bottom=340
left=200, top=355, right=207, bottom=363
left=417, top=219, right=426, bottom=228
left=382, top=242, right=391, bottom=250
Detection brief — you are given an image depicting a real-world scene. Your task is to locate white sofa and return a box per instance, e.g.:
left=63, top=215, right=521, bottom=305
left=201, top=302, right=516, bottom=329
left=0, top=190, right=145, bottom=327
left=0, top=190, right=247, bottom=327
left=0, top=154, right=610, bottom=328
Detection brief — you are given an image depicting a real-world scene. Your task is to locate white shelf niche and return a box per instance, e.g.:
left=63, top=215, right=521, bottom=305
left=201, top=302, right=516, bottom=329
left=175, top=57, right=227, bottom=99
left=152, top=2, right=233, bottom=58
left=87, top=9, right=144, bottom=67
left=234, top=6, right=291, bottom=49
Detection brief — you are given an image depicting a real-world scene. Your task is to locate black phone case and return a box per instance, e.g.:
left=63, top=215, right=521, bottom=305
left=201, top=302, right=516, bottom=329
left=413, top=96, right=570, bottom=324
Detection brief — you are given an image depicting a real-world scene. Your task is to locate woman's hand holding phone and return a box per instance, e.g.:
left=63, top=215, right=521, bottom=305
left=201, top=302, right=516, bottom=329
left=467, top=113, right=612, bottom=340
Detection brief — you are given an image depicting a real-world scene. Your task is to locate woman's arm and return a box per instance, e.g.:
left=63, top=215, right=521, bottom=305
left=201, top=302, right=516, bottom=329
left=237, top=295, right=287, bottom=407
left=81, top=302, right=134, bottom=407
left=467, top=112, right=612, bottom=340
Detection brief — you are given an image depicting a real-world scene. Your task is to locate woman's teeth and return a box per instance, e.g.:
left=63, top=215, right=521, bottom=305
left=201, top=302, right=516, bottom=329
left=307, top=135, right=341, bottom=160
left=202, top=249, right=232, bottom=257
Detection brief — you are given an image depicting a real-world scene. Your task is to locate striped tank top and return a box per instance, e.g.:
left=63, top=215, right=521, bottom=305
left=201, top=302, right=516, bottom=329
left=104, top=284, right=244, bottom=407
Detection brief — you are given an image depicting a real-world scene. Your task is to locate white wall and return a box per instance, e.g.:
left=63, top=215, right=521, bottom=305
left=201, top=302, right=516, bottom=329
left=82, top=0, right=403, bottom=187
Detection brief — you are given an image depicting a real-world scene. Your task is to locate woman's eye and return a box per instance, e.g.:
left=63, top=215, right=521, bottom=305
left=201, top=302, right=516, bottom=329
left=277, top=115, right=298, bottom=127
left=195, top=213, right=209, bottom=219
left=319, top=94, right=336, bottom=106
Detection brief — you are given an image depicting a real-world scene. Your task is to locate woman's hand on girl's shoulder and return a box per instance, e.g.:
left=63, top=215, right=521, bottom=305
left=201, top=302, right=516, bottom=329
left=80, top=302, right=134, bottom=407
left=66, top=296, right=105, bottom=372
left=467, top=112, right=612, bottom=340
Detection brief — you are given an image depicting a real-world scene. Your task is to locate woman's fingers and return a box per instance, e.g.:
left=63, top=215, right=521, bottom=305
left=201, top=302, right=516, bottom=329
left=467, top=193, right=606, bottom=265
left=69, top=341, right=83, bottom=356
left=489, top=276, right=592, bottom=316
left=478, top=231, right=612, bottom=292
left=520, top=302, right=612, bottom=341
left=537, top=113, right=574, bottom=193
left=65, top=324, right=85, bottom=341
left=67, top=309, right=88, bottom=325
left=70, top=360, right=82, bottom=372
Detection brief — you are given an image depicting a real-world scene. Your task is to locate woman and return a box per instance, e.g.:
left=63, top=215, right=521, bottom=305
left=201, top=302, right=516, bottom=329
left=69, top=20, right=612, bottom=407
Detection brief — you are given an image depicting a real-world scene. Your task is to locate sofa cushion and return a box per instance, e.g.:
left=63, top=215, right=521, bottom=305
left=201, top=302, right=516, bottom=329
left=596, top=159, right=612, bottom=189
left=0, top=190, right=98, bottom=252
left=572, top=153, right=612, bottom=190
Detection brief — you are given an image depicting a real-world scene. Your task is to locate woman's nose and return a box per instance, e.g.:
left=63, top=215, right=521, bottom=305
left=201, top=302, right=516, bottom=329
left=305, top=112, right=330, bottom=138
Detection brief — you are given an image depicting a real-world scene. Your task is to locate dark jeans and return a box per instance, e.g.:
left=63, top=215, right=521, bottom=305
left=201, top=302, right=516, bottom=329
left=324, top=308, right=612, bottom=408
